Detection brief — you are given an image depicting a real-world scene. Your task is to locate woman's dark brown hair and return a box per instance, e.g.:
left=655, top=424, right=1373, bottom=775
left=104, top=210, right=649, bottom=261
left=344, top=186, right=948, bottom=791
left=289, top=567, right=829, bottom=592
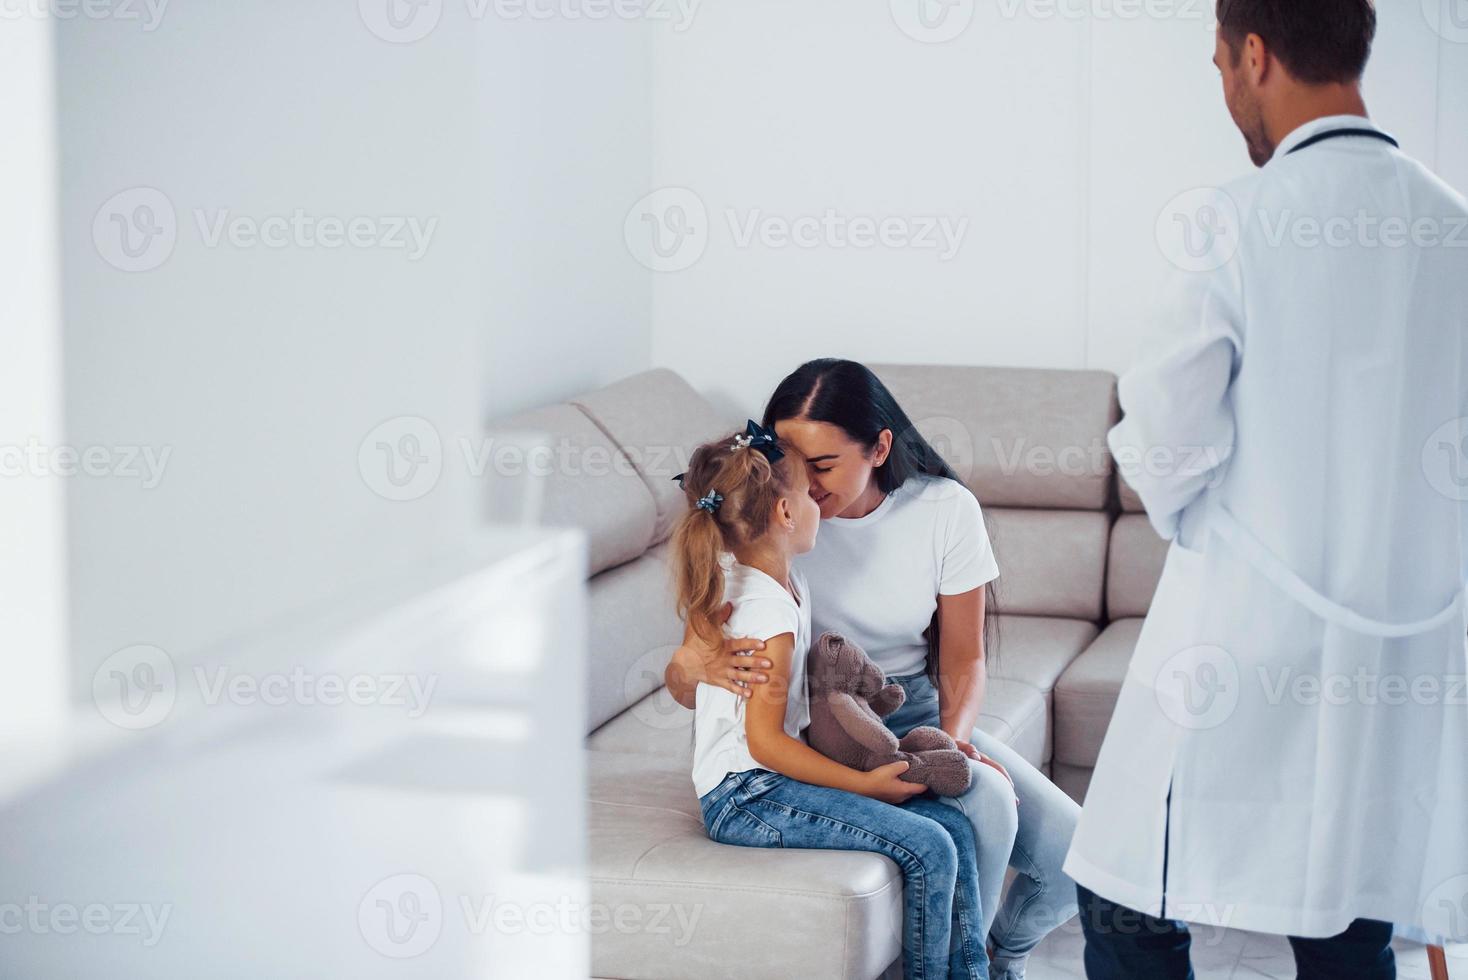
left=762, top=358, right=1000, bottom=684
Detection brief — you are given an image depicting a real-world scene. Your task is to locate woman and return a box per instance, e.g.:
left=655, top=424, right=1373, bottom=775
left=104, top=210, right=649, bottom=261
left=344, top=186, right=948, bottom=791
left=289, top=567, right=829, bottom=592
left=665, top=359, right=1079, bottom=980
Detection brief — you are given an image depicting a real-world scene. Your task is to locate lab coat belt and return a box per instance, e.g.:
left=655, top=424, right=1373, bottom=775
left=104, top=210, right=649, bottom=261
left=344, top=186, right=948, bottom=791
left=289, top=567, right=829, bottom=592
left=1210, top=505, right=1467, bottom=639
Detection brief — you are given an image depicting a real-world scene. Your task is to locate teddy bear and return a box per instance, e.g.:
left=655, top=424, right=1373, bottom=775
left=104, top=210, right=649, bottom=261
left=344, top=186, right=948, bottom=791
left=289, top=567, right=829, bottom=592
left=805, top=632, right=973, bottom=797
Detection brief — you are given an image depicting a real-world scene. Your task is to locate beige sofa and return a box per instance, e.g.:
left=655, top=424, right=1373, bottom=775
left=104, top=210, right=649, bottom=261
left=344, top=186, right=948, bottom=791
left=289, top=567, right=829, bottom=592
left=489, top=364, right=1168, bottom=980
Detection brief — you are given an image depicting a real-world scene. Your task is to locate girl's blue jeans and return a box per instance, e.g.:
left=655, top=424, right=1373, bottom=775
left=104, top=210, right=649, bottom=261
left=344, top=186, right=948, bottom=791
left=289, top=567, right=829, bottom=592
left=699, top=768, right=990, bottom=979
left=884, top=670, right=1081, bottom=980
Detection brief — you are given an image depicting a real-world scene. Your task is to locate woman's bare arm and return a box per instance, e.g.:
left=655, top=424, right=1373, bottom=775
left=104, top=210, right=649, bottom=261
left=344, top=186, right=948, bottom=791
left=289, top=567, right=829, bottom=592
left=936, top=586, right=1014, bottom=794
left=936, top=586, right=986, bottom=739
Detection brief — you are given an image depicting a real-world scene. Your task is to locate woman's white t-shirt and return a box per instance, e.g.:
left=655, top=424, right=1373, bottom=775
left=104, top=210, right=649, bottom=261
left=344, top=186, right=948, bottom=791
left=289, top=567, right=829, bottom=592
left=690, top=562, right=813, bottom=798
left=797, top=475, right=1000, bottom=678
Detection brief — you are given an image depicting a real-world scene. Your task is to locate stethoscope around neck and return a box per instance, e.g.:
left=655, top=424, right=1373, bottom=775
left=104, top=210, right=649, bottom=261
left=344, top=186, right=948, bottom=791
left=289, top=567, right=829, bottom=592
left=1286, top=127, right=1399, bottom=156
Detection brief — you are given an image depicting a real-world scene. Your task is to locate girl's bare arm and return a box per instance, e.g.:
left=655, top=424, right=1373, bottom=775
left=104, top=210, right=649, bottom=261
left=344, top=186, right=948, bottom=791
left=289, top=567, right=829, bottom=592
left=743, top=634, right=924, bottom=806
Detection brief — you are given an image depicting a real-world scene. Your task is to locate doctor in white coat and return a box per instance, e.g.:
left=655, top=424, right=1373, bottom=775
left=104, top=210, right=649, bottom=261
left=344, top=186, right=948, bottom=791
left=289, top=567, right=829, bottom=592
left=1064, top=1, right=1468, bottom=977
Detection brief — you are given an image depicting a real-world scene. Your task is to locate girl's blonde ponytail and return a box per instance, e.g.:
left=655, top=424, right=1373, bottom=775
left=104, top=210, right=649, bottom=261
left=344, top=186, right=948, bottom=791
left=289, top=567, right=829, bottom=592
left=672, top=499, right=729, bottom=646
left=669, top=428, right=802, bottom=646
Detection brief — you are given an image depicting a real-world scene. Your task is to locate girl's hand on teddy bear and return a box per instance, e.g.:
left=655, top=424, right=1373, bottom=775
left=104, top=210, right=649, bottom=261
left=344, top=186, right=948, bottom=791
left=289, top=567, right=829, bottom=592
left=857, top=761, right=928, bottom=805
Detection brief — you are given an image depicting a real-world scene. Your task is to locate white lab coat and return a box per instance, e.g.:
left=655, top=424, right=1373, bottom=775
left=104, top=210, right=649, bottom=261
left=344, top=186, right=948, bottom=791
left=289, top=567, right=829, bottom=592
left=1064, top=116, right=1468, bottom=942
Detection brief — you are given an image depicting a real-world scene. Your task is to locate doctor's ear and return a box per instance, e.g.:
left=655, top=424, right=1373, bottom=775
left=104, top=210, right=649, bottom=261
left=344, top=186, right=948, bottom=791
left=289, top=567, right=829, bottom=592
left=1242, top=32, right=1273, bottom=85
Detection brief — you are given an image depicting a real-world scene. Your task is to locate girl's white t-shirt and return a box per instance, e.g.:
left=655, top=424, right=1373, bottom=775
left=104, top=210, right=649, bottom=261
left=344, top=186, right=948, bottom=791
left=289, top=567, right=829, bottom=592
left=797, top=475, right=1000, bottom=678
left=690, top=561, right=813, bottom=798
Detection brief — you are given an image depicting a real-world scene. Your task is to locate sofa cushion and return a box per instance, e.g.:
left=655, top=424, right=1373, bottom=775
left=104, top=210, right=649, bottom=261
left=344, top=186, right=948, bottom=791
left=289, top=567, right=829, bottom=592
left=587, top=555, right=684, bottom=732
left=1052, top=618, right=1143, bottom=769
left=977, top=677, right=1050, bottom=770
left=588, top=750, right=903, bottom=980
left=985, top=508, right=1109, bottom=621
left=1118, top=477, right=1145, bottom=513
left=488, top=404, right=657, bottom=575
left=587, top=687, right=695, bottom=769
left=1106, top=513, right=1168, bottom=620
left=987, top=615, right=1100, bottom=704
left=572, top=369, right=733, bottom=545
left=1051, top=761, right=1095, bottom=806
left=871, top=364, right=1119, bottom=510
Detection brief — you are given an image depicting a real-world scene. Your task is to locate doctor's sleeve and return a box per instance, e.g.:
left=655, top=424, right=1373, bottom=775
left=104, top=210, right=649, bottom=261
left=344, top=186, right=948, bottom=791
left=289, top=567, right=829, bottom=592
left=1107, top=264, right=1243, bottom=543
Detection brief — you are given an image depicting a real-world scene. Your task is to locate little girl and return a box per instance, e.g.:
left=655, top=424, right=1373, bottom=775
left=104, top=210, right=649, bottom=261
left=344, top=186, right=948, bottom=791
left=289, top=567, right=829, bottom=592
left=671, top=421, right=990, bottom=980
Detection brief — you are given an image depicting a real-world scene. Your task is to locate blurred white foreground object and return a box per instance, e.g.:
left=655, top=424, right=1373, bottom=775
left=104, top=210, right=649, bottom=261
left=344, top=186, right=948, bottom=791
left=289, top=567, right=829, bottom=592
left=0, top=527, right=588, bottom=979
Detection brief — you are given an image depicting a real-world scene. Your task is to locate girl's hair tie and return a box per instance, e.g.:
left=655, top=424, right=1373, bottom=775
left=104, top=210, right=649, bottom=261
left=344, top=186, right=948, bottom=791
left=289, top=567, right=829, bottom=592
left=696, top=490, right=724, bottom=515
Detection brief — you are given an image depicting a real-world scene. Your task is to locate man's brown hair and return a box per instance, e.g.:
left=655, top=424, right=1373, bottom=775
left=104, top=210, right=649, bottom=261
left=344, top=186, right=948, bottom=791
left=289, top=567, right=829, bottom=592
left=1216, top=0, right=1376, bottom=84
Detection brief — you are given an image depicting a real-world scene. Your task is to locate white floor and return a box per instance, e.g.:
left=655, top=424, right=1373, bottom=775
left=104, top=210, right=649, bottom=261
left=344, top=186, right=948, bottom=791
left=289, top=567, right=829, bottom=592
left=1025, top=921, right=1466, bottom=979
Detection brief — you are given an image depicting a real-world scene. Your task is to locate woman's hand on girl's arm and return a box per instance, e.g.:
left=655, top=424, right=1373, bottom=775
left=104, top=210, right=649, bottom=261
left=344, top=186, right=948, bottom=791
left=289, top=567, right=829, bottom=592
left=664, top=602, right=772, bottom=709
left=744, top=635, right=926, bottom=805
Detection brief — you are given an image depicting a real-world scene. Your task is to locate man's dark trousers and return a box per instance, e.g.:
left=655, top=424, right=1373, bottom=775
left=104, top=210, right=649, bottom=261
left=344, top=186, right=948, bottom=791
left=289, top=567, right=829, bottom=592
left=1077, top=884, right=1396, bottom=979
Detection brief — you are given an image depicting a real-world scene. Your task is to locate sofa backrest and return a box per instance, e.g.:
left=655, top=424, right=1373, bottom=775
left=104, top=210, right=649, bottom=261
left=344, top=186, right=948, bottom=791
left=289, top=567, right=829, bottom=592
left=870, top=364, right=1120, bottom=510
left=571, top=368, right=732, bottom=545
left=485, top=403, right=658, bottom=577
left=492, top=364, right=1171, bottom=736
left=569, top=369, right=734, bottom=732
left=871, top=364, right=1121, bottom=622
left=1106, top=515, right=1168, bottom=619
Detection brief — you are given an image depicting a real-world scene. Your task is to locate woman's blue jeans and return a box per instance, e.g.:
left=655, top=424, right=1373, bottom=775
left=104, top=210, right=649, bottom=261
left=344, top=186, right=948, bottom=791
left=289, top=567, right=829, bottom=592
left=884, top=670, right=1081, bottom=980
left=700, top=769, right=990, bottom=979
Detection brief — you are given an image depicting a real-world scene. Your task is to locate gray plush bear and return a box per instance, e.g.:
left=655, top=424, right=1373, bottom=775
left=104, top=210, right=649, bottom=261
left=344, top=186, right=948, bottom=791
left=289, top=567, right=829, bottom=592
left=805, top=632, right=973, bottom=797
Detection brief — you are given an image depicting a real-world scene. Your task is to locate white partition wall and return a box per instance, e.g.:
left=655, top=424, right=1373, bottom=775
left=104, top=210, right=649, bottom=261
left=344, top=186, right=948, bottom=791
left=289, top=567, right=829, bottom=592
left=0, top=10, right=69, bottom=754
left=4, top=6, right=629, bottom=972
left=53, top=3, right=653, bottom=695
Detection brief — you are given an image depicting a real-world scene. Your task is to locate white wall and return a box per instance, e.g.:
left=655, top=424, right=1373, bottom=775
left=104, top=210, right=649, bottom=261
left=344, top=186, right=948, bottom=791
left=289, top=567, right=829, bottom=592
left=56, top=2, right=653, bottom=695
left=1, top=11, right=69, bottom=735
left=38, top=0, right=1468, bottom=695
left=647, top=0, right=1468, bottom=420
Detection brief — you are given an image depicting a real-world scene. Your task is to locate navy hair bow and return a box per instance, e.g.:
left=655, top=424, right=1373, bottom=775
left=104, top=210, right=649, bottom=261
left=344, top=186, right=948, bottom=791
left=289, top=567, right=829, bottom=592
left=671, top=420, right=784, bottom=491
left=732, top=419, right=785, bottom=464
